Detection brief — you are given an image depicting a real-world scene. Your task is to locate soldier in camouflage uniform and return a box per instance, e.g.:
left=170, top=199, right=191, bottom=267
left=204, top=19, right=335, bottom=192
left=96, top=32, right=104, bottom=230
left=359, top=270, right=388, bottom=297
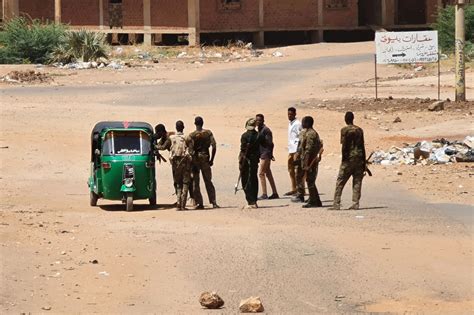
left=331, top=112, right=366, bottom=210
left=156, top=121, right=193, bottom=210
left=189, top=116, right=219, bottom=209
left=291, top=116, right=324, bottom=208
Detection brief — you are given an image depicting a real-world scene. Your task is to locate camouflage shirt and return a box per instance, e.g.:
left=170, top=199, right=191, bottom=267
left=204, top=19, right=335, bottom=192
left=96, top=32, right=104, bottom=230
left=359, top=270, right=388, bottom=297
left=340, top=124, right=365, bottom=162
left=188, top=129, right=216, bottom=156
left=298, top=128, right=322, bottom=167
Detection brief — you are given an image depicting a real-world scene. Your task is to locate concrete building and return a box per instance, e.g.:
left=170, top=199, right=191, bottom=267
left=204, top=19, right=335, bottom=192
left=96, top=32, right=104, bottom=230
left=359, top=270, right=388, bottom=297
left=1, top=0, right=461, bottom=46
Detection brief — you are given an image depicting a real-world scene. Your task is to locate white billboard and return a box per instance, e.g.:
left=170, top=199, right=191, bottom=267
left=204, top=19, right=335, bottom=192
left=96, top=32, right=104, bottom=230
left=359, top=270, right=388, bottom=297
left=375, top=31, right=439, bottom=64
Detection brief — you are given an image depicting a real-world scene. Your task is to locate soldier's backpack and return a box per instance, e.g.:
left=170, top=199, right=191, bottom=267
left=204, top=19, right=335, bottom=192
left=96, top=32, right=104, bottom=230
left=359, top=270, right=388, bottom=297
left=170, top=134, right=188, bottom=159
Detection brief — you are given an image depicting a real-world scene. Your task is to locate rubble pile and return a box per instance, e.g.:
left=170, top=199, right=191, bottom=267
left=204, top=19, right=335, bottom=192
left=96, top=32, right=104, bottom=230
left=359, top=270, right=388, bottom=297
left=371, top=136, right=474, bottom=165
left=1, top=70, right=52, bottom=84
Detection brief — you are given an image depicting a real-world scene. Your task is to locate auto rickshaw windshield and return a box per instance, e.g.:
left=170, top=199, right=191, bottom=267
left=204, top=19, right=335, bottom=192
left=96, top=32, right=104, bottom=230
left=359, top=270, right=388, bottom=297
left=102, top=130, right=151, bottom=155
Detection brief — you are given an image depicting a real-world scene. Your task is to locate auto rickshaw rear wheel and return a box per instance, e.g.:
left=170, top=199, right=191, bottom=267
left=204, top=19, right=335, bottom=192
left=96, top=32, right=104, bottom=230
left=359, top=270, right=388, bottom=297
left=126, top=193, right=133, bottom=211
left=90, top=191, right=99, bottom=206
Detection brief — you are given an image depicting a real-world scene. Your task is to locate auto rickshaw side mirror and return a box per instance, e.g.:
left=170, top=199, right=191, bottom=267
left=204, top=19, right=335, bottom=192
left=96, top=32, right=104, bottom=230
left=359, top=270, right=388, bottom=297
left=95, top=149, right=101, bottom=156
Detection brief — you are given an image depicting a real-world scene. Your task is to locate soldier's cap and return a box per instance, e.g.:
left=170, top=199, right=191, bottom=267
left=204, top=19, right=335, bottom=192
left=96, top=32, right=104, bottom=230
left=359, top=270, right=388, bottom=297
left=245, top=118, right=256, bottom=130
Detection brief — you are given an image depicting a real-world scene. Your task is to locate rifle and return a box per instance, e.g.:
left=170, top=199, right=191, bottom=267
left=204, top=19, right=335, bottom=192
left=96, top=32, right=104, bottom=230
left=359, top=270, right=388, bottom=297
left=234, top=173, right=242, bottom=194
left=155, top=152, right=167, bottom=164
left=365, top=151, right=374, bottom=177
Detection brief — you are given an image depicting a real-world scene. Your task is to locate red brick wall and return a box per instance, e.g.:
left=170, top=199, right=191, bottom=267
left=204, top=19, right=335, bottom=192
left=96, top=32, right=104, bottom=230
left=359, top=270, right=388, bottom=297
left=426, top=0, right=440, bottom=23
left=323, top=0, right=358, bottom=27
left=200, top=0, right=259, bottom=31
left=102, top=0, right=143, bottom=28
left=151, top=0, right=188, bottom=28
left=264, top=0, right=319, bottom=29
left=122, top=0, right=144, bottom=26
left=62, top=0, right=99, bottom=26
left=19, top=0, right=54, bottom=21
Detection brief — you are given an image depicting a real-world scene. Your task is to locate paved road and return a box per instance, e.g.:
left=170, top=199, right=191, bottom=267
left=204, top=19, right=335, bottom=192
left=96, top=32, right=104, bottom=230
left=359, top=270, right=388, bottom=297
left=3, top=53, right=372, bottom=107
left=1, top=52, right=472, bottom=314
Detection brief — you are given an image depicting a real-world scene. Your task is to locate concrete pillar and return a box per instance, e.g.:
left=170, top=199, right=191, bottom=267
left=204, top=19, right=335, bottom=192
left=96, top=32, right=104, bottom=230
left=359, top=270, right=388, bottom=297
left=254, top=0, right=265, bottom=47
left=455, top=0, right=466, bottom=101
left=143, top=0, right=152, bottom=45
left=382, top=0, right=395, bottom=26
left=188, top=0, right=200, bottom=46
left=310, top=30, right=322, bottom=43
left=129, top=33, right=137, bottom=44
left=154, top=34, right=163, bottom=45
left=317, top=0, right=324, bottom=42
left=99, top=0, right=104, bottom=30
left=111, top=33, right=119, bottom=45
left=253, top=32, right=264, bottom=47
left=4, top=0, right=20, bottom=21
left=55, top=0, right=61, bottom=24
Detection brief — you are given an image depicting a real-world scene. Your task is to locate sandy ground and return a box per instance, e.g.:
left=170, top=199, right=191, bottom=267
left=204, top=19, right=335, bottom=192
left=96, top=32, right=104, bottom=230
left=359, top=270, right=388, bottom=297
left=1, top=42, right=473, bottom=314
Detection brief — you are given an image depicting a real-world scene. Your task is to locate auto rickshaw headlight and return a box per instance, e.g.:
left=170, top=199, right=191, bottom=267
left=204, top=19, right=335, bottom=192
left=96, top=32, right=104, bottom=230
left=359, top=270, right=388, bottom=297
left=124, top=178, right=134, bottom=188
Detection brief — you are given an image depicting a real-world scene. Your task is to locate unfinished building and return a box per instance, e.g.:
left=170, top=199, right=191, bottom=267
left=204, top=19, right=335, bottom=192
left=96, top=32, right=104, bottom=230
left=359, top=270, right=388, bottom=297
left=1, top=0, right=461, bottom=46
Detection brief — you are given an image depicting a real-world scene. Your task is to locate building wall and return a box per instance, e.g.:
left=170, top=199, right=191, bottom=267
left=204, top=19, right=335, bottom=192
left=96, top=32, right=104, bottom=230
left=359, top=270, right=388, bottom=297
left=151, top=0, right=188, bottom=28
left=427, top=0, right=440, bottom=23
left=122, top=0, right=144, bottom=27
left=200, top=0, right=260, bottom=31
left=323, top=0, right=358, bottom=27
left=19, top=0, right=54, bottom=21
left=13, top=0, right=446, bottom=31
left=62, top=0, right=100, bottom=26
left=101, top=0, right=144, bottom=28
left=264, top=0, right=319, bottom=29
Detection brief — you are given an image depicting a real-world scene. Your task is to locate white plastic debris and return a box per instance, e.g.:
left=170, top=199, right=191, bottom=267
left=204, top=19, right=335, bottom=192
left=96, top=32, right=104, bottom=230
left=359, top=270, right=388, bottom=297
left=272, top=51, right=284, bottom=57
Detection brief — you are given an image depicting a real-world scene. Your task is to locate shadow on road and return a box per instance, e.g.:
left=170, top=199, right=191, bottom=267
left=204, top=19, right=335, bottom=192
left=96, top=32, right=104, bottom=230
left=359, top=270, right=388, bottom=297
left=99, top=204, right=176, bottom=212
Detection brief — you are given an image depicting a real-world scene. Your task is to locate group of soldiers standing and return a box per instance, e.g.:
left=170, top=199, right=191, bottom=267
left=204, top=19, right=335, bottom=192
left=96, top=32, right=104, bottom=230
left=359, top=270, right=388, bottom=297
left=153, top=108, right=367, bottom=211
left=238, top=108, right=367, bottom=210
left=154, top=117, right=218, bottom=210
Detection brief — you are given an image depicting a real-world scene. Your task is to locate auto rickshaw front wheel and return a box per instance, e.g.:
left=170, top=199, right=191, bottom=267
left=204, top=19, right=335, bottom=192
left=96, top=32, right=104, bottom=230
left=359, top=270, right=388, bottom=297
left=90, top=191, right=99, bottom=207
left=126, top=193, right=134, bottom=212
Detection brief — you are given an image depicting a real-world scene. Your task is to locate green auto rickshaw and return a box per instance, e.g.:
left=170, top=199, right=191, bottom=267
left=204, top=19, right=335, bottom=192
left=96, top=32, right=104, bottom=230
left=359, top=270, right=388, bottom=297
left=88, top=121, right=156, bottom=211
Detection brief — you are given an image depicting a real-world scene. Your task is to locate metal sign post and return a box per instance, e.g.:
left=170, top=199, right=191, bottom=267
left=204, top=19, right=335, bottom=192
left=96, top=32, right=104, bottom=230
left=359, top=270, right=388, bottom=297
left=438, top=54, right=441, bottom=100
left=374, top=54, right=378, bottom=100
left=375, top=31, right=439, bottom=100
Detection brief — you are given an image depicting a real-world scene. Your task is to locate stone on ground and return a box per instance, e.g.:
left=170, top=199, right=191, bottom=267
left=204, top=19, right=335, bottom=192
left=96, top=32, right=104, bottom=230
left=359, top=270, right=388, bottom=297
left=428, top=101, right=445, bottom=111
left=239, top=296, right=264, bottom=313
left=199, top=291, right=224, bottom=309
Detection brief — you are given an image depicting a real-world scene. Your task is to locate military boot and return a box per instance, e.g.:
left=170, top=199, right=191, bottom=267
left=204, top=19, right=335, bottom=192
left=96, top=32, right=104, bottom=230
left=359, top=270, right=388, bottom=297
left=348, top=203, right=359, bottom=210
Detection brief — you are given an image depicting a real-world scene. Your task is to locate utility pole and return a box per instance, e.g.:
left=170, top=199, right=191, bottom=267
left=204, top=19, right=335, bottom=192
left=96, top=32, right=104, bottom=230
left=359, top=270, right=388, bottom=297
left=455, top=0, right=466, bottom=101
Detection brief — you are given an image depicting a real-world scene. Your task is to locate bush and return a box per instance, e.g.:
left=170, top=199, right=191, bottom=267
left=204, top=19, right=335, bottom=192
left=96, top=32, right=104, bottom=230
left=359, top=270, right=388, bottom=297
left=0, top=17, right=67, bottom=64
left=51, top=30, right=109, bottom=63
left=433, top=5, right=474, bottom=54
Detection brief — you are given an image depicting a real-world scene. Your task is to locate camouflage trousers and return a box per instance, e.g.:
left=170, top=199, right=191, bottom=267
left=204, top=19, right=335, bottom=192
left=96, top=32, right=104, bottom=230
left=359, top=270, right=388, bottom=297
left=333, top=160, right=364, bottom=207
left=296, top=163, right=321, bottom=206
left=192, top=153, right=216, bottom=206
left=172, top=156, right=191, bottom=209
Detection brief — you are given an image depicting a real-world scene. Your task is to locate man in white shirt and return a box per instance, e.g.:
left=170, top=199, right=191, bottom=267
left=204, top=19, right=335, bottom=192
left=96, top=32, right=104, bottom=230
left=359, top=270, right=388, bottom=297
left=286, top=107, right=302, bottom=196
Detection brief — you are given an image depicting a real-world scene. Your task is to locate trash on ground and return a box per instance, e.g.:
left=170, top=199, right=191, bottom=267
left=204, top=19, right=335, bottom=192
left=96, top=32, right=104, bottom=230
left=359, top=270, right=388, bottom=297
left=199, top=291, right=225, bottom=309
left=371, top=136, right=474, bottom=165
left=1, top=70, right=52, bottom=84
left=272, top=51, right=284, bottom=57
